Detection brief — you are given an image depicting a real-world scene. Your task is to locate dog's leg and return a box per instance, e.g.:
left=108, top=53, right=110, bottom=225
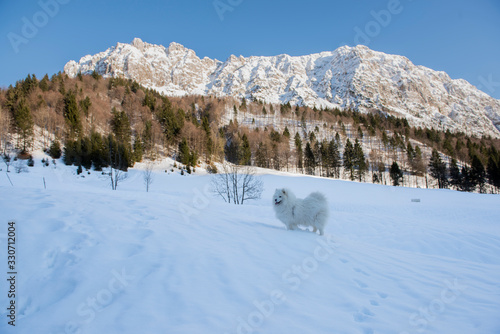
left=319, top=228, right=324, bottom=236
left=313, top=227, right=317, bottom=233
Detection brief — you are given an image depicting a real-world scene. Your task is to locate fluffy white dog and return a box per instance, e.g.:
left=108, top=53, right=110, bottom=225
left=273, top=188, right=329, bottom=235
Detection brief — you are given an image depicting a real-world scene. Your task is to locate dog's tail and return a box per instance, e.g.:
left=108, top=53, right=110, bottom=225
left=308, top=191, right=327, bottom=203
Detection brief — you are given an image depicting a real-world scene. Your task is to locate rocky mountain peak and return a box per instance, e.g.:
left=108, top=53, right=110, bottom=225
left=64, top=38, right=500, bottom=138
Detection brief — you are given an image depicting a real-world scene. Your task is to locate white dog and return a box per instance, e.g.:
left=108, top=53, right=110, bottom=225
left=273, top=188, right=329, bottom=235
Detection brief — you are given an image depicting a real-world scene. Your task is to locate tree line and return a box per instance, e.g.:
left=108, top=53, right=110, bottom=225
left=1, top=72, right=499, bottom=194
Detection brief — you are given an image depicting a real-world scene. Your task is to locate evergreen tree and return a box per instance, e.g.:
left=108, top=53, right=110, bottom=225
left=178, top=138, right=191, bottom=166
left=133, top=136, right=143, bottom=162
left=487, top=155, right=500, bottom=192
left=91, top=70, right=102, bottom=81
left=335, top=132, right=341, bottom=145
left=239, top=98, right=247, bottom=112
left=157, top=102, right=183, bottom=143
left=470, top=154, right=486, bottom=193
left=79, top=96, right=92, bottom=117
left=225, top=136, right=240, bottom=164
left=63, top=141, right=74, bottom=166
left=13, top=98, right=34, bottom=153
left=80, top=136, right=92, bottom=170
left=142, top=120, right=153, bottom=154
left=39, top=74, right=50, bottom=92
left=255, top=142, right=269, bottom=168
left=390, top=161, right=403, bottom=186
left=106, top=134, right=131, bottom=171
left=240, top=134, right=252, bottom=165
left=111, top=108, right=131, bottom=145
left=459, top=165, right=475, bottom=192
left=328, top=139, right=341, bottom=178
left=407, top=142, right=415, bottom=164
left=283, top=126, right=290, bottom=138
left=428, top=149, right=448, bottom=188
left=294, top=133, right=303, bottom=171
left=449, top=158, right=462, bottom=190
left=304, top=142, right=315, bottom=175
left=49, top=140, right=62, bottom=159
left=63, top=91, right=82, bottom=139
left=319, top=140, right=329, bottom=177
left=90, top=131, right=106, bottom=171
left=353, top=138, right=367, bottom=181
left=343, top=138, right=355, bottom=180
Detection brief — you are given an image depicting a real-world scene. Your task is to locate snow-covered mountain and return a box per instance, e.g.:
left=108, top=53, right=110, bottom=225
left=64, top=38, right=500, bottom=138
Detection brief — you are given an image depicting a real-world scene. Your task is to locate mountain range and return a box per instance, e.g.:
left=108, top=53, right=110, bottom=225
left=64, top=38, right=500, bottom=138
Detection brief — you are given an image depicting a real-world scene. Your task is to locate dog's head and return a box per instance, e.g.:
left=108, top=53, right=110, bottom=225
left=273, top=188, right=287, bottom=206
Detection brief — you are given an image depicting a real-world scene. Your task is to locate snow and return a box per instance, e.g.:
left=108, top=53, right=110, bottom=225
left=64, top=38, right=500, bottom=138
left=1, top=153, right=500, bottom=334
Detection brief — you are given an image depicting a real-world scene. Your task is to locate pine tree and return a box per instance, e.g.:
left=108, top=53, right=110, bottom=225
left=79, top=96, right=92, bottom=117
left=63, top=91, right=82, bottom=139
left=178, top=138, right=191, bottom=166
left=343, top=138, right=354, bottom=180
left=13, top=98, right=34, bottom=153
left=487, top=155, right=500, bottom=192
left=428, top=149, right=448, bottom=188
left=49, top=140, right=62, bottom=159
left=111, top=108, right=131, bottom=145
left=353, top=138, right=367, bottom=181
left=449, top=158, right=461, bottom=190
left=390, top=161, right=403, bottom=186
left=319, top=140, right=329, bottom=177
left=470, top=154, right=486, bottom=193
left=255, top=142, right=269, bottom=168
left=460, top=165, right=474, bottom=192
left=304, top=142, right=315, bottom=175
left=240, top=134, right=251, bottom=165
left=80, top=136, right=92, bottom=170
left=225, top=136, right=240, bottom=164
left=39, top=74, right=50, bottom=92
left=283, top=126, right=290, bottom=138
left=133, top=136, right=143, bottom=163
left=90, top=131, right=106, bottom=171
left=294, top=133, right=303, bottom=171
left=142, top=120, right=153, bottom=154
left=328, top=139, right=341, bottom=178
left=239, top=98, right=247, bottom=111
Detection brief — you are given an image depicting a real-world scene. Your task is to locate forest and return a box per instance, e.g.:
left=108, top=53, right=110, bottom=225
left=1, top=72, right=499, bottom=193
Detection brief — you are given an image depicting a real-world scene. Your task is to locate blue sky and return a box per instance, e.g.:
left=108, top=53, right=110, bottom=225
left=1, top=0, right=499, bottom=98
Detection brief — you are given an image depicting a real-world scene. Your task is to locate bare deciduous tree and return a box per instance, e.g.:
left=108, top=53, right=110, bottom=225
left=143, top=162, right=154, bottom=192
left=210, top=163, right=263, bottom=204
left=2, top=152, right=12, bottom=173
left=110, top=167, right=127, bottom=190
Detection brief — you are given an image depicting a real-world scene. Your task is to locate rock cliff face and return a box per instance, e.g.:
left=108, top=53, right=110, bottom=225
left=64, top=38, right=500, bottom=137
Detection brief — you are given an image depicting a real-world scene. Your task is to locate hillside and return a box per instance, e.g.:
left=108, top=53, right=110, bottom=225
left=1, top=154, right=499, bottom=333
left=1, top=73, right=500, bottom=193
left=64, top=38, right=500, bottom=138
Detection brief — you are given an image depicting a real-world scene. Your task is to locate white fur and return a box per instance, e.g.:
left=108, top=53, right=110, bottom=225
left=273, top=188, right=329, bottom=235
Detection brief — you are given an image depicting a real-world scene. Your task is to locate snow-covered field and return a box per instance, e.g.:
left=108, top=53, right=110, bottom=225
left=1, top=154, right=499, bottom=334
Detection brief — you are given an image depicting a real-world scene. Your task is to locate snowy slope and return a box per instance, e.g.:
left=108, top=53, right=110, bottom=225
left=1, top=155, right=500, bottom=334
left=64, top=38, right=500, bottom=138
